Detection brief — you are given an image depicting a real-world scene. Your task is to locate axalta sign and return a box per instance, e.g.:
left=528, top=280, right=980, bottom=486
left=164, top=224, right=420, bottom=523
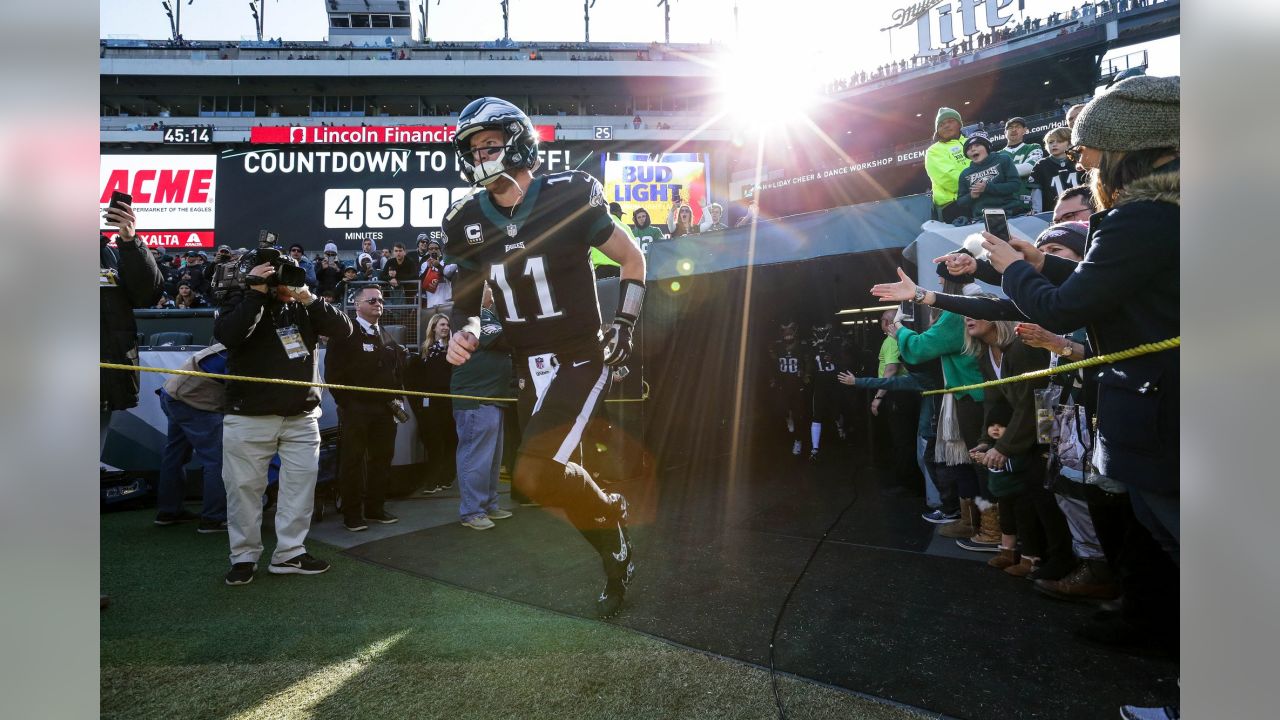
left=99, top=155, right=217, bottom=244
left=249, top=125, right=558, bottom=145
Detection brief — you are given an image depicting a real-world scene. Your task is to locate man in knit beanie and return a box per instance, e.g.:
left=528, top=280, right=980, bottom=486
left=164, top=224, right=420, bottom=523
left=1072, top=75, right=1179, bottom=153
left=925, top=107, right=970, bottom=223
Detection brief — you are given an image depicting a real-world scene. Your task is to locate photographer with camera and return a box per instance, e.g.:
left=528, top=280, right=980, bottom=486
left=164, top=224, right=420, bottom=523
left=418, top=239, right=456, bottom=312
left=323, top=285, right=408, bottom=531
left=213, top=240, right=353, bottom=586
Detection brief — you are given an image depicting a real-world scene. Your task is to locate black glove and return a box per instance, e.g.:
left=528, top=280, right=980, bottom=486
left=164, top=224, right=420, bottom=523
left=602, top=323, right=633, bottom=367
left=603, top=279, right=645, bottom=367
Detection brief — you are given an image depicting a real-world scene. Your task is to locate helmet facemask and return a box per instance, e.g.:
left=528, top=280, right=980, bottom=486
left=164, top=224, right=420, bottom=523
left=454, top=100, right=540, bottom=188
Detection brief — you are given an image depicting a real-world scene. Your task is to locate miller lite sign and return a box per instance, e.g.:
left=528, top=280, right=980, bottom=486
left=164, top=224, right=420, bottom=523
left=883, top=0, right=1017, bottom=56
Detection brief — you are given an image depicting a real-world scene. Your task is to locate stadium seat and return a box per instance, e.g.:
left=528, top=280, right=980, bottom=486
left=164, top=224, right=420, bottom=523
left=147, top=331, right=194, bottom=347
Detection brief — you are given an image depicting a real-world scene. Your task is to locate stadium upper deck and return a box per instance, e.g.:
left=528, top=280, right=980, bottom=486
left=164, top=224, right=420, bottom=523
left=100, top=1, right=1177, bottom=225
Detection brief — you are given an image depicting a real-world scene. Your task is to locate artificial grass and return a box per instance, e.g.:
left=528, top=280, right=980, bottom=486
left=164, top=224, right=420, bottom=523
left=101, top=510, right=926, bottom=720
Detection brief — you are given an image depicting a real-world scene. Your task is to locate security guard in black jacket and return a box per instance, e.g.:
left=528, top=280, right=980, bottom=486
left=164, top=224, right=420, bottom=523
left=323, top=284, right=408, bottom=531
left=212, top=258, right=353, bottom=586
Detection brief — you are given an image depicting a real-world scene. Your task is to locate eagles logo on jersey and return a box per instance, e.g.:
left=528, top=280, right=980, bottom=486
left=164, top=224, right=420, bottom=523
left=588, top=178, right=607, bottom=208
left=443, top=169, right=618, bottom=357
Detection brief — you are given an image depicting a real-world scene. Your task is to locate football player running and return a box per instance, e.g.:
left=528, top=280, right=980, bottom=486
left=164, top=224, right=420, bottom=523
left=443, top=97, right=646, bottom=618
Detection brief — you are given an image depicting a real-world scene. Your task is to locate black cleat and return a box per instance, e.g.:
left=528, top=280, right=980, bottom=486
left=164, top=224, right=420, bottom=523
left=595, top=494, right=636, bottom=618
left=597, top=575, right=629, bottom=618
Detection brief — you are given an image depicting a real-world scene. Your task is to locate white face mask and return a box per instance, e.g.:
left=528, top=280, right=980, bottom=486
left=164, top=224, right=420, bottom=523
left=474, top=148, right=508, bottom=186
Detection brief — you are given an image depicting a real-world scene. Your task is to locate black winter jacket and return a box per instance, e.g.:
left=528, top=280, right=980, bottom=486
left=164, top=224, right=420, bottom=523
left=1002, top=164, right=1179, bottom=494
left=213, top=290, right=353, bottom=416
left=100, top=236, right=164, bottom=411
left=324, top=322, right=408, bottom=416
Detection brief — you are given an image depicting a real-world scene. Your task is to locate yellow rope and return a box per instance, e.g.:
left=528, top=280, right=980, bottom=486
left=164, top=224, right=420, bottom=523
left=99, top=363, right=649, bottom=404
left=919, top=337, right=1180, bottom=397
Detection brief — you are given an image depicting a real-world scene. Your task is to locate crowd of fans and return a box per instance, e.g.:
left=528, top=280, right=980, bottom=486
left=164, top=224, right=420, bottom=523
left=868, top=74, right=1178, bottom=718
left=757, top=72, right=1178, bottom=720
left=824, top=0, right=1169, bottom=95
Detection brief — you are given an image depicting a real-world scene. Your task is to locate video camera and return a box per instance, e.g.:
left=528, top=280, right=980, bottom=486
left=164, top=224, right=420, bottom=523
left=209, top=230, right=308, bottom=303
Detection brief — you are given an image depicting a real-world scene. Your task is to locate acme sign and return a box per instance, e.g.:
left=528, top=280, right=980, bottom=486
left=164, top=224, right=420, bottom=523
left=883, top=0, right=1017, bottom=56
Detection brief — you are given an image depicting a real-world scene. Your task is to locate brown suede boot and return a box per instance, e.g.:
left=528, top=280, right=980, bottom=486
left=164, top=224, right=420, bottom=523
left=956, top=497, right=1002, bottom=551
left=939, top=498, right=975, bottom=538
left=988, top=547, right=1019, bottom=569
left=1033, top=560, right=1121, bottom=603
left=1004, top=556, right=1037, bottom=578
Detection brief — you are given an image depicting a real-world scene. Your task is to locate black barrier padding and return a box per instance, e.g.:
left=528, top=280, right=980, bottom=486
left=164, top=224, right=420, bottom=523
left=636, top=250, right=902, bottom=466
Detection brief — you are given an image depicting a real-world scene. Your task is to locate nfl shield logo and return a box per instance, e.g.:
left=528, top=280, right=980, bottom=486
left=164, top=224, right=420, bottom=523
left=506, top=223, right=518, bottom=238
left=535, top=357, right=545, bottom=370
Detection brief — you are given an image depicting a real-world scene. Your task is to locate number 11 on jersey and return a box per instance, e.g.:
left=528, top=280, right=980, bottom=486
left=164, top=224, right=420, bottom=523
left=489, top=256, right=563, bottom=323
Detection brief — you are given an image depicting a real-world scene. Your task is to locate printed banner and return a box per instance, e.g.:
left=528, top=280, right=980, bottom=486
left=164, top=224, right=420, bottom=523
left=103, top=230, right=217, bottom=249
left=99, top=154, right=217, bottom=231
left=249, top=125, right=557, bottom=145
left=602, top=153, right=711, bottom=225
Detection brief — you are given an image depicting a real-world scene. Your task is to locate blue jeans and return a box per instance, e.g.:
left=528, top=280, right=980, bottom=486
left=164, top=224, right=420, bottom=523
left=158, top=393, right=227, bottom=521
left=455, top=405, right=504, bottom=521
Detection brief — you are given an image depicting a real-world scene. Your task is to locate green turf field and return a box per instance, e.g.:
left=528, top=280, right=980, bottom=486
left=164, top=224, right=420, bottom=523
left=101, top=510, right=926, bottom=720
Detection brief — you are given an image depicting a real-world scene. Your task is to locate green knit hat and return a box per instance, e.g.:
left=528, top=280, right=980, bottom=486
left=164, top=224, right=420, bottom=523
left=935, top=107, right=962, bottom=133
left=1072, top=75, right=1179, bottom=152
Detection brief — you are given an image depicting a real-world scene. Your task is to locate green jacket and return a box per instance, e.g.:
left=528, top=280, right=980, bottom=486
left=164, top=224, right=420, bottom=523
left=895, top=311, right=984, bottom=402
left=450, top=307, right=514, bottom=411
left=925, top=137, right=970, bottom=207
left=955, top=152, right=1026, bottom=216
left=986, top=453, right=1032, bottom=498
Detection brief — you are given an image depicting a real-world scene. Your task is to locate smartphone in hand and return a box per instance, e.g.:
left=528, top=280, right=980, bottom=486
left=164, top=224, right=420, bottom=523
left=109, top=190, right=132, bottom=211
left=899, top=301, right=916, bottom=324
left=983, top=208, right=1010, bottom=242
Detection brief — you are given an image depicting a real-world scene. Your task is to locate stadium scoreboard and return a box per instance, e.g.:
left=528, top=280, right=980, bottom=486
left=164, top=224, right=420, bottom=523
left=162, top=126, right=213, bottom=144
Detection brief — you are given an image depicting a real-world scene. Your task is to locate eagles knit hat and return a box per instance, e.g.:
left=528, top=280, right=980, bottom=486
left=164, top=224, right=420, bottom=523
left=1072, top=75, right=1179, bottom=152
left=963, top=131, right=993, bottom=153
left=935, top=107, right=962, bottom=133
left=1035, top=222, right=1089, bottom=259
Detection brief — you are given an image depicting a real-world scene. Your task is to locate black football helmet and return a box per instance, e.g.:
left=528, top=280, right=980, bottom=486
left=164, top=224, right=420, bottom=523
left=811, top=322, right=832, bottom=350
left=453, top=97, right=541, bottom=186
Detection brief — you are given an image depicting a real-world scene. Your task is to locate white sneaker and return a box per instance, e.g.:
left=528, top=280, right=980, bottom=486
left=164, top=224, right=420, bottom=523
left=792, top=440, right=802, bottom=456
left=461, top=515, right=495, bottom=530
left=487, top=508, right=513, bottom=520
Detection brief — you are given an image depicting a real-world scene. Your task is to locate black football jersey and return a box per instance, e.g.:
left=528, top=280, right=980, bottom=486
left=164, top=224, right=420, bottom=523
left=772, top=340, right=808, bottom=386
left=442, top=170, right=618, bottom=357
left=810, top=343, right=840, bottom=386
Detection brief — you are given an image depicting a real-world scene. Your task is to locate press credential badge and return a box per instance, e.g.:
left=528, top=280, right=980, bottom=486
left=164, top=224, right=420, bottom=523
left=276, top=325, right=309, bottom=359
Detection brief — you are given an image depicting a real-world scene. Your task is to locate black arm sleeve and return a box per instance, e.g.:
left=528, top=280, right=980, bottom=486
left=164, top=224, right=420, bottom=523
left=973, top=258, right=1005, bottom=286
left=307, top=298, right=354, bottom=340
left=116, top=238, right=165, bottom=308
left=930, top=292, right=1028, bottom=322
